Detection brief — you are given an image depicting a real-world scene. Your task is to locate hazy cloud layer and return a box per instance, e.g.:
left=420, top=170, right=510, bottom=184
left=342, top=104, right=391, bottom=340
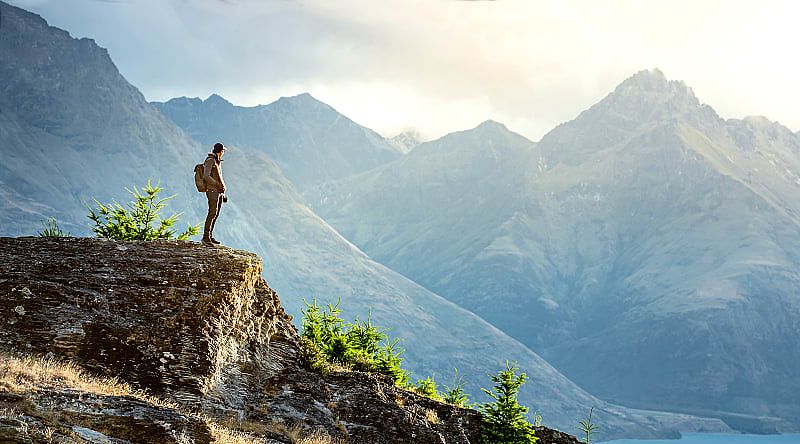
left=9, top=0, right=800, bottom=140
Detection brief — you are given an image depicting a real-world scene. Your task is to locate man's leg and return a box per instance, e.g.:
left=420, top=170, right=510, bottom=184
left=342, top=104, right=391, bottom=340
left=203, top=191, right=219, bottom=244
left=209, top=193, right=223, bottom=242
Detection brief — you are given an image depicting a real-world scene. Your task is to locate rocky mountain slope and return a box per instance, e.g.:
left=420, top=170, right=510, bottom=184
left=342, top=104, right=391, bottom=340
left=153, top=93, right=402, bottom=191
left=308, top=69, right=800, bottom=432
left=0, top=0, right=203, bottom=236
left=0, top=3, right=715, bottom=438
left=0, top=237, right=492, bottom=443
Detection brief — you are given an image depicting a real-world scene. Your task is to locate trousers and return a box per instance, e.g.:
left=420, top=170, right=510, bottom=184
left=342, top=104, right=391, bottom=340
left=204, top=191, right=223, bottom=237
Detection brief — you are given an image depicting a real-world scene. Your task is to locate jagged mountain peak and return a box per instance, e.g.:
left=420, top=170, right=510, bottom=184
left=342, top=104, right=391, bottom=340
left=407, top=119, right=532, bottom=161
left=1, top=1, right=65, bottom=39
left=730, top=114, right=798, bottom=135
left=155, top=89, right=402, bottom=190
left=545, top=69, right=709, bottom=152
left=620, top=67, right=668, bottom=86
left=275, top=91, right=329, bottom=109
left=159, top=96, right=203, bottom=106
left=204, top=93, right=233, bottom=106
left=742, top=115, right=775, bottom=127
left=611, top=68, right=697, bottom=103
left=436, top=118, right=530, bottom=146
left=475, top=119, right=509, bottom=131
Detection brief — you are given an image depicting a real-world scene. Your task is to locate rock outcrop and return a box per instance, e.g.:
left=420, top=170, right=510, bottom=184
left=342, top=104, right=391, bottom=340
left=0, top=237, right=580, bottom=443
left=0, top=236, right=294, bottom=412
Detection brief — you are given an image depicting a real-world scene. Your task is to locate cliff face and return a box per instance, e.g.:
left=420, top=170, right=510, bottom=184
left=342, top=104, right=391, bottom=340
left=2, top=237, right=541, bottom=444
left=1, top=236, right=295, bottom=410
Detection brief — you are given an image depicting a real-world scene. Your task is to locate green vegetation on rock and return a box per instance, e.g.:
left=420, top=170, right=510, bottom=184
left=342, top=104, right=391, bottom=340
left=442, top=369, right=471, bottom=408
left=86, top=180, right=199, bottom=241
left=300, top=296, right=552, bottom=444
left=479, top=361, right=539, bottom=444
left=37, top=217, right=69, bottom=238
left=577, top=407, right=599, bottom=444
left=300, top=297, right=410, bottom=386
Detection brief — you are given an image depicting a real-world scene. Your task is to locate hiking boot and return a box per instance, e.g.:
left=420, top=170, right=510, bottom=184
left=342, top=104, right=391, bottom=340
left=201, top=237, right=214, bottom=246
left=210, top=237, right=221, bottom=245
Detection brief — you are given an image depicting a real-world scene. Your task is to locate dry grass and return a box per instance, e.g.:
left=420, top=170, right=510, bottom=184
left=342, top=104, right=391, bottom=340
left=425, top=408, right=440, bottom=425
left=267, top=423, right=345, bottom=444
left=0, top=354, right=133, bottom=397
left=296, top=430, right=345, bottom=444
left=208, top=422, right=270, bottom=444
left=208, top=420, right=344, bottom=444
left=0, top=353, right=181, bottom=412
left=0, top=353, right=346, bottom=444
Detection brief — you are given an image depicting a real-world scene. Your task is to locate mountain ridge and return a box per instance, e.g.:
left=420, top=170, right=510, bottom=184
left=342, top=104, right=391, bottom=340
left=153, top=90, right=403, bottom=191
left=308, top=69, right=800, bottom=432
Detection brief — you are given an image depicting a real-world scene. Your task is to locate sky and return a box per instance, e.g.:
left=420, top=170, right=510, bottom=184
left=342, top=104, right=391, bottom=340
left=9, top=0, right=800, bottom=141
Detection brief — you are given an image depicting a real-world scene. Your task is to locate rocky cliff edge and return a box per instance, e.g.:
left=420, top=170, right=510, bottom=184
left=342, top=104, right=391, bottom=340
left=0, top=237, right=579, bottom=444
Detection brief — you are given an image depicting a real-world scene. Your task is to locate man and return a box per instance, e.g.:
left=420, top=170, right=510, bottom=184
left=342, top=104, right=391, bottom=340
left=202, top=142, right=227, bottom=246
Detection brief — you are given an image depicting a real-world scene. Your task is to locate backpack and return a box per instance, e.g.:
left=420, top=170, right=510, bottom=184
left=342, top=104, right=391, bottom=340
left=193, top=163, right=207, bottom=192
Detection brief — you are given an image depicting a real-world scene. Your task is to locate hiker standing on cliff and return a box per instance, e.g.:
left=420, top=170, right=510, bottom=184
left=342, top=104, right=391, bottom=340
left=202, top=142, right=227, bottom=246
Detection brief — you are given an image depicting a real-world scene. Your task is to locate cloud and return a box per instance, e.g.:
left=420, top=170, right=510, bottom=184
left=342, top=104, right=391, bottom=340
left=8, top=0, right=800, bottom=140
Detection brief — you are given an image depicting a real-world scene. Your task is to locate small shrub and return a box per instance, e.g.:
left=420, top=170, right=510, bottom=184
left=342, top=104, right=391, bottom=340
left=373, top=338, right=409, bottom=387
left=37, top=217, right=69, bottom=237
left=442, top=368, right=470, bottom=408
left=577, top=407, right=599, bottom=444
left=414, top=376, right=442, bottom=402
left=479, top=361, right=538, bottom=444
left=300, top=298, right=410, bottom=387
left=299, top=337, right=336, bottom=375
left=87, top=180, right=199, bottom=241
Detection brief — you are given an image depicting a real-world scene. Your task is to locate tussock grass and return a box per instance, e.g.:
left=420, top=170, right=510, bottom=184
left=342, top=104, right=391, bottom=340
left=271, top=423, right=345, bottom=444
left=0, top=353, right=344, bottom=444
left=295, top=429, right=345, bottom=444
left=207, top=423, right=269, bottom=444
left=0, top=353, right=180, bottom=412
left=0, top=353, right=132, bottom=396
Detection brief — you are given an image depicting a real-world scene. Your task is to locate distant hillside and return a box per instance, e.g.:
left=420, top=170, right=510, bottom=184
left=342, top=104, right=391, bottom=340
left=308, top=69, right=800, bottom=432
left=153, top=93, right=402, bottom=191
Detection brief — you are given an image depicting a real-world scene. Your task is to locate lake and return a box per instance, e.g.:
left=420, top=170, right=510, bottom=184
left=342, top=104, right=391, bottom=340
left=603, top=433, right=800, bottom=444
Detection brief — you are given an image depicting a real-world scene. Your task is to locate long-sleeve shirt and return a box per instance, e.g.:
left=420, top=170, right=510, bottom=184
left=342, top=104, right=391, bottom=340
left=203, top=153, right=226, bottom=193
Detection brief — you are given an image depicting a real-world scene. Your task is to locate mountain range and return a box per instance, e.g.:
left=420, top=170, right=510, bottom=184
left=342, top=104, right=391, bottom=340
left=0, top=2, right=722, bottom=439
left=305, top=69, right=800, bottom=432
left=153, top=92, right=402, bottom=191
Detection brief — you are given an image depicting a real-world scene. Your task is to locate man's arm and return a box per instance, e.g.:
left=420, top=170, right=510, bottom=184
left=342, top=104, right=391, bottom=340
left=203, top=158, right=221, bottom=189
left=217, top=167, right=226, bottom=193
